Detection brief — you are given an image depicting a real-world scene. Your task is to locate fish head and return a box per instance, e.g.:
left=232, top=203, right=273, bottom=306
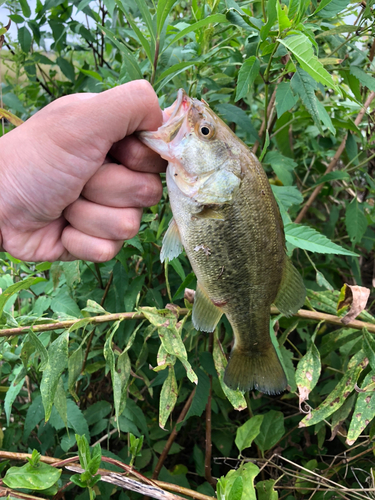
left=139, top=89, right=243, bottom=199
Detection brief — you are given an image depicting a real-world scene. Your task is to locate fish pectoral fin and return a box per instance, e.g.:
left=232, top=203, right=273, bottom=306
left=192, top=282, right=223, bottom=332
left=196, top=205, right=225, bottom=220
left=274, top=257, right=306, bottom=317
left=160, top=218, right=184, bottom=263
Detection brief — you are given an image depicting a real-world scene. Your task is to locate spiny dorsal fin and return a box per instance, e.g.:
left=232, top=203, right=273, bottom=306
left=274, top=257, right=306, bottom=317
left=160, top=218, right=183, bottom=263
left=192, top=282, right=223, bottom=332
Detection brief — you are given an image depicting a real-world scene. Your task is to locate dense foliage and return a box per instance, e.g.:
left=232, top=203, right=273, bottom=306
left=0, top=0, right=375, bottom=498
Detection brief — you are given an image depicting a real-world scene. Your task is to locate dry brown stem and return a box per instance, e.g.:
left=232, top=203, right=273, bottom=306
left=295, top=91, right=375, bottom=223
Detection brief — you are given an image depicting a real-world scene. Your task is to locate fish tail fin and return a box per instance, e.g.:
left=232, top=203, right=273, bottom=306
left=224, top=344, right=287, bottom=395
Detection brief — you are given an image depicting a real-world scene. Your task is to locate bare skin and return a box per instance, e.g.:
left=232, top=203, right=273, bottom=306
left=0, top=80, right=167, bottom=262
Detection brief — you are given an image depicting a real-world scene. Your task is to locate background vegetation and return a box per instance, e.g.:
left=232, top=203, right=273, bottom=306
left=0, top=0, right=375, bottom=498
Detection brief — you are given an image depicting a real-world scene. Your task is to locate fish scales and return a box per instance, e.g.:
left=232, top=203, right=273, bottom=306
left=139, top=89, right=306, bottom=394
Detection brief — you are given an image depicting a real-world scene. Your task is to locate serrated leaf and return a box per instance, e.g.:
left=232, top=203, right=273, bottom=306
left=279, top=33, right=337, bottom=89
left=40, top=331, right=69, bottom=421
left=291, top=68, right=322, bottom=133
left=23, top=395, right=45, bottom=441
left=235, top=56, right=260, bottom=101
left=275, top=82, right=298, bottom=117
left=300, top=350, right=367, bottom=427
left=159, top=365, right=178, bottom=429
left=350, top=66, right=375, bottom=92
left=345, top=199, right=368, bottom=243
left=271, top=185, right=303, bottom=209
left=54, top=377, right=67, bottom=429
left=235, top=414, right=264, bottom=453
left=285, top=223, right=359, bottom=256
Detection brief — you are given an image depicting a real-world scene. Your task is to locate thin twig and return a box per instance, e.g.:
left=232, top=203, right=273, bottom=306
left=1, top=305, right=374, bottom=338
left=295, top=91, right=375, bottom=223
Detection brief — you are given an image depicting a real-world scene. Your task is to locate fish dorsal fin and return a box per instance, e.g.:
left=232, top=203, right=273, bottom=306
left=192, top=282, right=223, bottom=332
left=160, top=218, right=183, bottom=263
left=274, top=257, right=306, bottom=317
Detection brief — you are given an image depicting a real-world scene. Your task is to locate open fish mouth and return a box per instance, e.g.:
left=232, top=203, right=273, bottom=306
left=138, top=89, right=192, bottom=159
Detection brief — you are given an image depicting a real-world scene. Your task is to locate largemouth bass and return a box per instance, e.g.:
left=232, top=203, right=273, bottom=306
left=139, top=89, right=305, bottom=395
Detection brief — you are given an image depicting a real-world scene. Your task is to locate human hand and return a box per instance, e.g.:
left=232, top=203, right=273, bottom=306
left=0, top=80, right=166, bottom=262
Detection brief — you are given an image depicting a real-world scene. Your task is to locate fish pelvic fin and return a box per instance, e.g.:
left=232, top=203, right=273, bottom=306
left=274, top=257, right=306, bottom=317
left=160, top=218, right=183, bottom=263
left=224, top=344, right=287, bottom=395
left=192, top=282, right=223, bottom=332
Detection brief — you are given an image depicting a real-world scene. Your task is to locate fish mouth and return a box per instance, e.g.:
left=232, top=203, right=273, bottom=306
left=138, top=89, right=192, bottom=160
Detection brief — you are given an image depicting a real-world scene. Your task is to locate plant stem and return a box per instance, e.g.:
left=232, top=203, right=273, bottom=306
left=151, top=37, right=160, bottom=86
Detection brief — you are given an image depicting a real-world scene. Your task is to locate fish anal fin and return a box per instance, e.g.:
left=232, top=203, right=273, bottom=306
left=160, top=218, right=183, bottom=263
left=274, top=257, right=306, bottom=317
left=192, top=282, right=223, bottom=332
left=224, top=344, right=287, bottom=395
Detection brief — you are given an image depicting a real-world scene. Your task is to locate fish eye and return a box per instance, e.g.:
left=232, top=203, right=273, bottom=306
left=198, top=122, right=215, bottom=139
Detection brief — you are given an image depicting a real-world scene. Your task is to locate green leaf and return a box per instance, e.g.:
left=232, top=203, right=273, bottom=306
left=316, top=25, right=359, bottom=37
left=300, top=350, right=367, bottom=427
left=279, top=34, right=337, bottom=89
left=259, top=130, right=270, bottom=162
left=228, top=475, right=243, bottom=500
left=345, top=199, right=368, bottom=244
left=260, top=0, right=277, bottom=40
left=159, top=365, right=178, bottom=429
left=23, top=395, right=45, bottom=441
left=316, top=0, right=351, bottom=17
left=295, top=338, right=321, bottom=405
left=3, top=461, right=61, bottom=490
left=56, top=56, right=75, bottom=82
left=100, top=25, right=143, bottom=80
left=185, top=369, right=210, bottom=420
left=4, top=365, right=26, bottom=426
left=271, top=185, right=303, bottom=209
left=291, top=68, right=322, bottom=134
left=277, top=0, right=291, bottom=31
left=0, top=277, right=45, bottom=316
left=40, top=331, right=69, bottom=421
left=350, top=66, right=375, bottom=93
left=313, top=171, right=350, bottom=185
left=19, top=0, right=31, bottom=17
left=157, top=0, right=178, bottom=35
left=254, top=410, right=285, bottom=453
left=264, top=151, right=296, bottom=185
left=166, top=14, right=228, bottom=50
left=54, top=377, right=67, bottom=429
left=284, top=223, right=359, bottom=256
left=27, top=330, right=49, bottom=371
left=275, top=82, right=298, bottom=118
left=235, top=414, right=264, bottom=453
left=18, top=26, right=32, bottom=53
left=117, top=4, right=153, bottom=65
left=213, top=329, right=247, bottom=411
left=363, top=328, right=375, bottom=372
left=215, top=103, right=259, bottom=141
left=347, top=370, right=375, bottom=445
left=256, top=479, right=279, bottom=500
left=235, top=56, right=260, bottom=102
left=316, top=100, right=336, bottom=135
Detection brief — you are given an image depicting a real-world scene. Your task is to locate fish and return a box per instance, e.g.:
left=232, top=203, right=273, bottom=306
left=139, top=89, right=305, bottom=395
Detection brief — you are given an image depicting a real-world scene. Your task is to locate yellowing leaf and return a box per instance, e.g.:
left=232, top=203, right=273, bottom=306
left=0, top=107, right=24, bottom=126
